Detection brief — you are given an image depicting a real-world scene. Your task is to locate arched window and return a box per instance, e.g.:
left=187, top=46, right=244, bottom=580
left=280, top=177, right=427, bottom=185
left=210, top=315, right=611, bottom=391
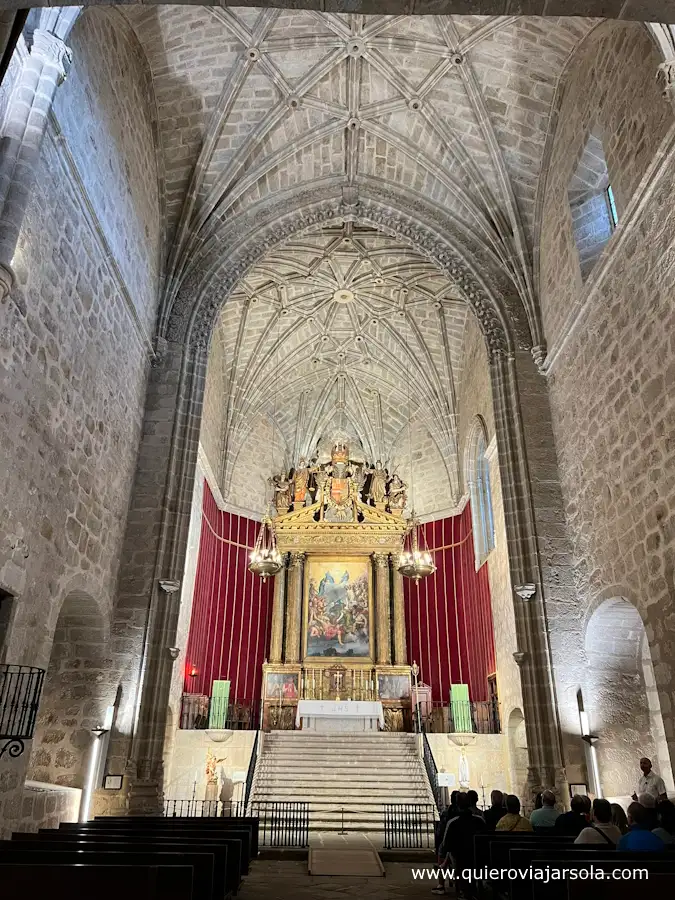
left=466, top=418, right=495, bottom=567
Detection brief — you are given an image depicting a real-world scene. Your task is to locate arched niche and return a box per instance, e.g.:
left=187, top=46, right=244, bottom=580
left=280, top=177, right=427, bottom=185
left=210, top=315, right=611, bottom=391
left=28, top=591, right=110, bottom=790
left=583, top=596, right=673, bottom=801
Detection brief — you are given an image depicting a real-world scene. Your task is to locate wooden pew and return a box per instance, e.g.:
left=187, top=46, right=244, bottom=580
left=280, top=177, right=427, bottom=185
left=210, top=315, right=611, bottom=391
left=97, top=815, right=260, bottom=857
left=56, top=823, right=247, bottom=883
left=0, top=856, right=195, bottom=900
left=20, top=831, right=238, bottom=896
left=473, top=832, right=575, bottom=870
left=512, top=848, right=675, bottom=900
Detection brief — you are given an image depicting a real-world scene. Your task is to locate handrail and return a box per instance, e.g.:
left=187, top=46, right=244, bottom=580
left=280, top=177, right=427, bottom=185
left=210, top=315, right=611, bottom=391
left=243, top=730, right=259, bottom=812
left=421, top=730, right=442, bottom=813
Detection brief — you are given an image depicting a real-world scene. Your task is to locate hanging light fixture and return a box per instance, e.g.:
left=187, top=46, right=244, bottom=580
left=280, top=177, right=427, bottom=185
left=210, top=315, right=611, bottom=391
left=397, top=309, right=435, bottom=581
left=249, top=515, right=283, bottom=580
left=250, top=302, right=284, bottom=582
left=398, top=513, right=436, bottom=580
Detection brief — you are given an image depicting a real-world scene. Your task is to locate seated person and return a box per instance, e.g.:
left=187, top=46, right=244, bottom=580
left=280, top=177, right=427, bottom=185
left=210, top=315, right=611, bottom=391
left=617, top=802, right=666, bottom=852
left=483, top=789, right=507, bottom=832
left=653, top=799, right=675, bottom=845
left=495, top=794, right=533, bottom=832
left=575, top=798, right=622, bottom=846
left=529, top=790, right=559, bottom=830
left=555, top=794, right=589, bottom=836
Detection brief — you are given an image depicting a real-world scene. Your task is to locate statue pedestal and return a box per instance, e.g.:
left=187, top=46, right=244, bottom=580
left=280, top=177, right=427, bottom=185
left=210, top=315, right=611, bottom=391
left=205, top=779, right=219, bottom=802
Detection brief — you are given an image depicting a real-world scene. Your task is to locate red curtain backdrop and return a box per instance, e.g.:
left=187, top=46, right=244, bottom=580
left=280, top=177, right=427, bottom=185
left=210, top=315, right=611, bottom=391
left=404, top=502, right=496, bottom=702
left=184, top=480, right=274, bottom=701
left=185, top=486, right=495, bottom=705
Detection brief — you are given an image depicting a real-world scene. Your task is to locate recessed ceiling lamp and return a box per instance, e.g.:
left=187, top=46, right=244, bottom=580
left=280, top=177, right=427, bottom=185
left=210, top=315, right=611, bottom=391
left=333, top=288, right=355, bottom=304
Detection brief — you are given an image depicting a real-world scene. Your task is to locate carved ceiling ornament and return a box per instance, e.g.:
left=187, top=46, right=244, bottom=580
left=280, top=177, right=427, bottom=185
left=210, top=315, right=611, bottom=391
left=164, top=190, right=519, bottom=357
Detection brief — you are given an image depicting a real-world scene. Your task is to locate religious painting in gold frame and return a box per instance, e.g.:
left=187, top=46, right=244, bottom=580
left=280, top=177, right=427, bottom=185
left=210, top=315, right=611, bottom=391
left=303, top=555, right=373, bottom=661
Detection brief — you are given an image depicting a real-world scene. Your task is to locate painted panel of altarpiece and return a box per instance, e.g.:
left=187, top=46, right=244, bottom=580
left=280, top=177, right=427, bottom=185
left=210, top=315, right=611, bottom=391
left=304, top=557, right=372, bottom=659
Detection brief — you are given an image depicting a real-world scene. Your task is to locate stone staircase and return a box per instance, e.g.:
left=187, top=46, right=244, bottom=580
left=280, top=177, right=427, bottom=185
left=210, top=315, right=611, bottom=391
left=248, top=731, right=436, bottom=832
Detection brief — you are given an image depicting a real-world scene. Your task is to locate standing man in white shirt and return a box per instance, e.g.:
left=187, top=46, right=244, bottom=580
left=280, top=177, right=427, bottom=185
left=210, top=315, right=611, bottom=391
left=632, top=757, right=667, bottom=802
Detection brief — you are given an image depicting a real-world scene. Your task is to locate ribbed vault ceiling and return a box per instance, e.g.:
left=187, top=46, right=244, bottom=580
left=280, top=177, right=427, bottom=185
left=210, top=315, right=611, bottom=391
left=213, top=221, right=467, bottom=507
left=120, top=9, right=615, bottom=513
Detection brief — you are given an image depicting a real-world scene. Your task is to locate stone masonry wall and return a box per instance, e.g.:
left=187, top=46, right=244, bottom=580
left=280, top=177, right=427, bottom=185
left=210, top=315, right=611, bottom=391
left=539, top=21, right=671, bottom=354
left=538, top=19, right=675, bottom=790
left=0, top=9, right=159, bottom=831
left=455, top=311, right=524, bottom=783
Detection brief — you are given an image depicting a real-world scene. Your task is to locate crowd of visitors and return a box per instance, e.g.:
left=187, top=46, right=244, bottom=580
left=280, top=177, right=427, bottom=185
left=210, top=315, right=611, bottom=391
left=432, top=756, right=674, bottom=896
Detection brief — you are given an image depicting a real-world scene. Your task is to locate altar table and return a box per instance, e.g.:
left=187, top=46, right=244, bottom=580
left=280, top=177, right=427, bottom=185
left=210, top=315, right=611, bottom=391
left=295, top=700, right=385, bottom=732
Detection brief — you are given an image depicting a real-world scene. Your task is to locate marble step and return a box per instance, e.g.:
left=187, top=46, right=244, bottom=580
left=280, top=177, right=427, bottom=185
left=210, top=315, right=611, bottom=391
left=251, top=785, right=434, bottom=799
left=264, top=731, right=418, bottom=746
left=255, top=771, right=428, bottom=783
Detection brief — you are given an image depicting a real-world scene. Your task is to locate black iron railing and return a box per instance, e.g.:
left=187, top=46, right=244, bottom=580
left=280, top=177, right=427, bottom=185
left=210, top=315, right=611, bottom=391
left=416, top=699, right=501, bottom=735
left=180, top=694, right=260, bottom=730
left=420, top=730, right=442, bottom=813
left=243, top=730, right=259, bottom=810
left=0, top=664, right=45, bottom=759
left=163, top=798, right=309, bottom=847
left=384, top=803, right=436, bottom=849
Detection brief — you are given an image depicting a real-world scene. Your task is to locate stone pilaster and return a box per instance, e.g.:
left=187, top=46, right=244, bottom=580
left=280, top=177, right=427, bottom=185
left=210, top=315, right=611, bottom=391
left=390, top=554, right=407, bottom=665
left=489, top=348, right=570, bottom=803
left=284, top=552, right=305, bottom=663
left=269, top=556, right=287, bottom=663
left=373, top=552, right=391, bottom=665
left=0, top=28, right=72, bottom=296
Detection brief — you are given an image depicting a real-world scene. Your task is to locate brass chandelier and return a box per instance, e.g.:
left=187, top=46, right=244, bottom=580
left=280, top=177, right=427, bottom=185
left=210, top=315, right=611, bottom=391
left=398, top=513, right=436, bottom=580
left=249, top=515, right=283, bottom=580
left=397, top=314, right=435, bottom=581
left=250, top=308, right=284, bottom=582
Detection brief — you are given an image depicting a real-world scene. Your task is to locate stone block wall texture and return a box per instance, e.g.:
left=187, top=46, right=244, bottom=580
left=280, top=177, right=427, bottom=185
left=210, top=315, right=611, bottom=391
left=0, top=7, right=159, bottom=830
left=539, top=21, right=671, bottom=354
left=17, top=782, right=81, bottom=834
left=538, top=19, right=675, bottom=790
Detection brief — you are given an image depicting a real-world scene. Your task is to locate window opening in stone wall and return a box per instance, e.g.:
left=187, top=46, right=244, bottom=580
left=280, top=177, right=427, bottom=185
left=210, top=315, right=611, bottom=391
left=469, top=426, right=495, bottom=567
left=606, top=184, right=619, bottom=230
left=0, top=588, right=14, bottom=660
left=568, top=130, right=615, bottom=282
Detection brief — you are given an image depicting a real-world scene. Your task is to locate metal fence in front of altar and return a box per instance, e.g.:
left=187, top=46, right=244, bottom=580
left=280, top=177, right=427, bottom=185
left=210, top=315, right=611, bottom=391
left=163, top=798, right=310, bottom=847
left=414, top=699, right=501, bottom=735
left=383, top=803, right=436, bottom=849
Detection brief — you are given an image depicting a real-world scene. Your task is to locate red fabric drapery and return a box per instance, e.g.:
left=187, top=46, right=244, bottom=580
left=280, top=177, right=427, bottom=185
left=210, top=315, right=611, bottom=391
left=185, top=486, right=495, bottom=704
left=183, top=480, right=274, bottom=701
left=403, top=503, right=496, bottom=702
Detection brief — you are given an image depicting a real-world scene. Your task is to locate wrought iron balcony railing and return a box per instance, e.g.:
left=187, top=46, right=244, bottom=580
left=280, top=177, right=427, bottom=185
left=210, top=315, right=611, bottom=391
left=415, top=698, right=501, bottom=735
left=0, top=664, right=45, bottom=759
left=180, top=693, right=261, bottom=731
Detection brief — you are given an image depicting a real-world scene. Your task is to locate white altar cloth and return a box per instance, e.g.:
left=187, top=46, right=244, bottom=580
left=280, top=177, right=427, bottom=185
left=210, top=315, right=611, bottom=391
left=296, top=700, right=384, bottom=732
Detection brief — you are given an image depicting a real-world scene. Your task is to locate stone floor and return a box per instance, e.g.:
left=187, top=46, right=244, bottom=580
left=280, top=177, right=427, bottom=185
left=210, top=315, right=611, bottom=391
left=240, top=860, right=444, bottom=900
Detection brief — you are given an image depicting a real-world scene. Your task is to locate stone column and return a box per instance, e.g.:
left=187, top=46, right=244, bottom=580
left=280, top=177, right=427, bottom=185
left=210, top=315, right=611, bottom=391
left=269, top=556, right=287, bottom=663
left=284, top=552, right=305, bottom=663
left=490, top=348, right=570, bottom=802
left=373, top=552, right=391, bottom=665
left=390, top=554, right=407, bottom=665
left=0, top=27, right=72, bottom=297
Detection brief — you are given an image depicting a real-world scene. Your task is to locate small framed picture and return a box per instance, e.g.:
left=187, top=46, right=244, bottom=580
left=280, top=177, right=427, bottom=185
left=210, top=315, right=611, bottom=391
left=103, top=774, right=123, bottom=790
left=570, top=783, right=588, bottom=797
